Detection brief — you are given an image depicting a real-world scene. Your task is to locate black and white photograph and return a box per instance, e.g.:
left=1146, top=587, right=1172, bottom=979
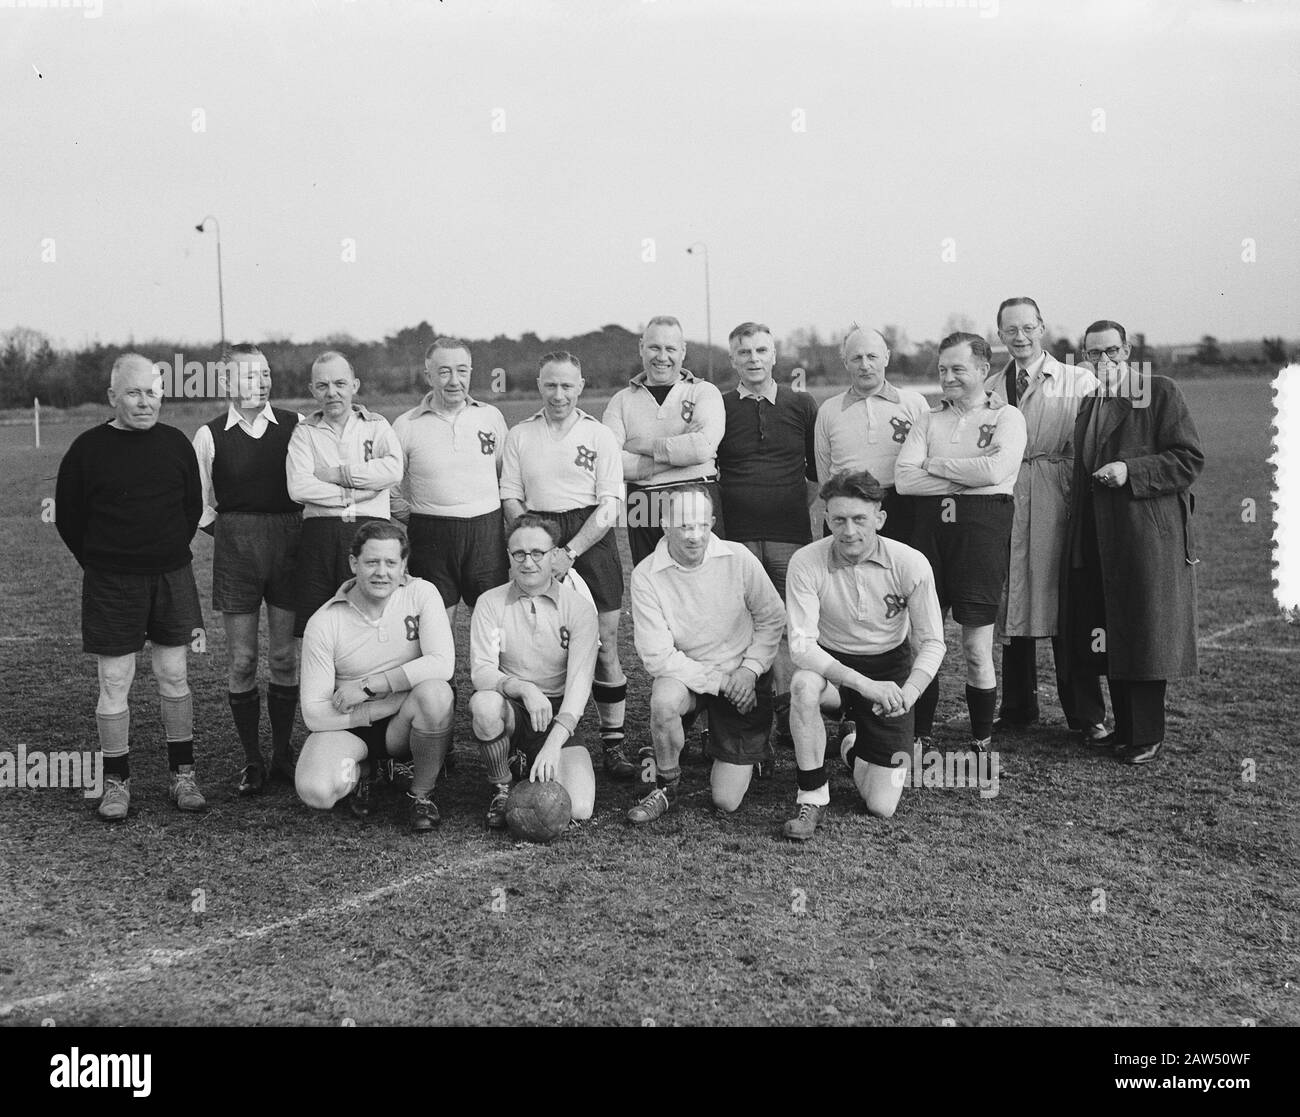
left=1, top=0, right=1295, bottom=1073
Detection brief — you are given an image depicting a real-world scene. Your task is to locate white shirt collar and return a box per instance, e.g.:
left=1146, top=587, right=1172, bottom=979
left=224, top=402, right=277, bottom=430
left=648, top=532, right=728, bottom=573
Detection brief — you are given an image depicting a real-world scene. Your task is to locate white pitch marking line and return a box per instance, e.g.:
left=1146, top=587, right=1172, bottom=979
left=1198, top=615, right=1278, bottom=645
left=1201, top=644, right=1299, bottom=655
left=0, top=847, right=521, bottom=1018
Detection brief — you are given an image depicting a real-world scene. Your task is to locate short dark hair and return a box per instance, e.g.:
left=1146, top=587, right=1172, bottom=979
left=938, top=332, right=992, bottom=364
left=508, top=513, right=562, bottom=549
left=995, top=297, right=1043, bottom=328
left=226, top=341, right=266, bottom=360
left=424, top=337, right=472, bottom=361
left=350, top=519, right=409, bottom=560
left=728, top=321, right=773, bottom=346
left=1083, top=319, right=1128, bottom=346
left=820, top=469, right=886, bottom=506
left=538, top=350, right=581, bottom=374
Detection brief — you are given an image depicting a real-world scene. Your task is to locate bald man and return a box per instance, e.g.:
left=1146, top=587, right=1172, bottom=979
left=814, top=326, right=929, bottom=543
left=56, top=353, right=206, bottom=821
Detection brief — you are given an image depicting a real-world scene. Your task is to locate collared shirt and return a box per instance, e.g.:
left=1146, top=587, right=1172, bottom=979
left=299, top=576, right=455, bottom=733
left=786, top=535, right=945, bottom=686
left=630, top=534, right=785, bottom=695
left=469, top=577, right=599, bottom=735
left=286, top=404, right=403, bottom=519
left=500, top=408, right=623, bottom=512
left=602, top=369, right=725, bottom=485
left=814, top=380, right=930, bottom=487
left=894, top=392, right=1028, bottom=496
left=390, top=395, right=507, bottom=518
left=987, top=354, right=1097, bottom=463
left=193, top=403, right=301, bottom=528
left=735, top=379, right=779, bottom=405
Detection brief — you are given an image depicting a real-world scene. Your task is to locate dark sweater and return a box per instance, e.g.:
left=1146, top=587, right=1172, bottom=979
left=206, top=407, right=300, bottom=513
left=717, top=386, right=819, bottom=544
left=56, top=422, right=202, bottom=573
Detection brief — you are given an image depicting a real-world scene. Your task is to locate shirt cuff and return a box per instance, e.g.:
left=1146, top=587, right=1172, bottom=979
left=740, top=658, right=765, bottom=678
left=348, top=705, right=373, bottom=729
left=382, top=667, right=408, bottom=694
left=553, top=712, right=578, bottom=736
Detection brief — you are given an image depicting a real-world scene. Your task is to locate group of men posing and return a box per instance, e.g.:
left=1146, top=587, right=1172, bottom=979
left=54, top=298, right=1205, bottom=841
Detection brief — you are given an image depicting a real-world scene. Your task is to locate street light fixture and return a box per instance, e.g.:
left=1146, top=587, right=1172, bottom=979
left=195, top=215, right=226, bottom=354
left=686, top=240, right=712, bottom=381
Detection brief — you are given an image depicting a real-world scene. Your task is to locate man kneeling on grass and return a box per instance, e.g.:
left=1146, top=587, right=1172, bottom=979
left=469, top=515, right=599, bottom=829
left=628, top=484, right=785, bottom=824
left=296, top=521, right=455, bottom=832
left=782, top=471, right=946, bottom=839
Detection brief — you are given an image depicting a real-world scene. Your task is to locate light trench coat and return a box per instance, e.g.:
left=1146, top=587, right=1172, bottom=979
left=984, top=354, right=1097, bottom=638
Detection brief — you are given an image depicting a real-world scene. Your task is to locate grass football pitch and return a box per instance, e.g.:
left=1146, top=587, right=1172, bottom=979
left=0, top=377, right=1295, bottom=1026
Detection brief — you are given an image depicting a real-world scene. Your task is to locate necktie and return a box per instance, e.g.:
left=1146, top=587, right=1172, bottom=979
left=1017, top=368, right=1030, bottom=400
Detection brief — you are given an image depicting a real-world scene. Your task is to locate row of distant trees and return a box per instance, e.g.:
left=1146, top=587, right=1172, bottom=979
left=1, top=320, right=1292, bottom=410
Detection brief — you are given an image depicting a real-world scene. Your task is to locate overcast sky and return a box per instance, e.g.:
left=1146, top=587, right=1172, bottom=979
left=3, top=0, right=1297, bottom=351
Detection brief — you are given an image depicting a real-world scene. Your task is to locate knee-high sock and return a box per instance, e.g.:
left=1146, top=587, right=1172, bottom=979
left=228, top=688, right=261, bottom=763
left=267, top=682, right=298, bottom=759
left=913, top=677, right=941, bottom=738
left=475, top=728, right=512, bottom=786
left=97, top=709, right=130, bottom=779
left=966, top=684, right=997, bottom=742
left=593, top=678, right=627, bottom=741
left=161, top=692, right=194, bottom=770
left=409, top=727, right=452, bottom=799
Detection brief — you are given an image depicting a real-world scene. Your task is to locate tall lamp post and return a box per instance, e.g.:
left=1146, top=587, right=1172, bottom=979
left=195, top=215, right=226, bottom=354
left=686, top=240, right=712, bottom=380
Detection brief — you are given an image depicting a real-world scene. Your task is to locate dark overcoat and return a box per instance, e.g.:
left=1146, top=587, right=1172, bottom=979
left=1058, top=375, right=1204, bottom=681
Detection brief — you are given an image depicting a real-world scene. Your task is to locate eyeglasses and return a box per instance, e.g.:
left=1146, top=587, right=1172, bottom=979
left=999, top=324, right=1041, bottom=338
left=508, top=548, right=552, bottom=564
left=1084, top=346, right=1126, bottom=362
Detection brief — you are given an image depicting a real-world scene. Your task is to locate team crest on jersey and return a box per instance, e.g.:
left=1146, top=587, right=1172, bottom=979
left=883, top=594, right=908, bottom=619
left=364, top=439, right=375, bottom=461
left=889, top=417, right=912, bottom=444
left=559, top=625, right=570, bottom=650
left=478, top=430, right=496, bottom=455
left=977, top=423, right=997, bottom=449
left=680, top=397, right=695, bottom=424
left=574, top=444, right=597, bottom=472
left=404, top=615, right=420, bottom=641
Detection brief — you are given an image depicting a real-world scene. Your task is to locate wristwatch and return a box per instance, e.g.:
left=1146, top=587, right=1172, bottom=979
left=563, top=546, right=578, bottom=563
left=361, top=678, right=377, bottom=698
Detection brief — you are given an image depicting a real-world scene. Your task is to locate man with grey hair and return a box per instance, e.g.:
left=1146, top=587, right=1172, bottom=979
left=56, top=353, right=206, bottom=821
left=286, top=350, right=403, bottom=637
left=988, top=296, right=1107, bottom=743
left=603, top=314, right=727, bottom=568
left=814, top=325, right=928, bottom=542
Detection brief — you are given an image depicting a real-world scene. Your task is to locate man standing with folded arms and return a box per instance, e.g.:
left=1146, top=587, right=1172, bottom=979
left=603, top=315, right=726, bottom=566
left=287, top=351, right=402, bottom=637
left=814, top=325, right=928, bottom=543
left=500, top=352, right=630, bottom=779
left=895, top=333, right=1027, bottom=753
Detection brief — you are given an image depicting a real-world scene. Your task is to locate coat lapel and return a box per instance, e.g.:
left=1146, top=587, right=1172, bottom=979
left=1094, top=394, right=1132, bottom=454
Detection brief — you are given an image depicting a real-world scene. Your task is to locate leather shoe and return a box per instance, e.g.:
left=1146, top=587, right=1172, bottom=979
left=1116, top=741, right=1162, bottom=765
left=992, top=717, right=1037, bottom=734
left=1072, top=723, right=1116, bottom=747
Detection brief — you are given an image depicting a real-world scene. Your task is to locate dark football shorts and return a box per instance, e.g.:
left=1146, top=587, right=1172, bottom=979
left=408, top=509, right=508, bottom=609
left=822, top=642, right=915, bottom=768
left=624, top=479, right=725, bottom=569
left=909, top=494, right=1014, bottom=626
left=532, top=506, right=623, bottom=614
left=739, top=540, right=802, bottom=602
left=212, top=511, right=302, bottom=613
left=349, top=715, right=397, bottom=766
left=292, top=516, right=384, bottom=637
left=680, top=670, right=775, bottom=767
left=504, top=694, right=583, bottom=761
left=81, top=564, right=203, bottom=657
